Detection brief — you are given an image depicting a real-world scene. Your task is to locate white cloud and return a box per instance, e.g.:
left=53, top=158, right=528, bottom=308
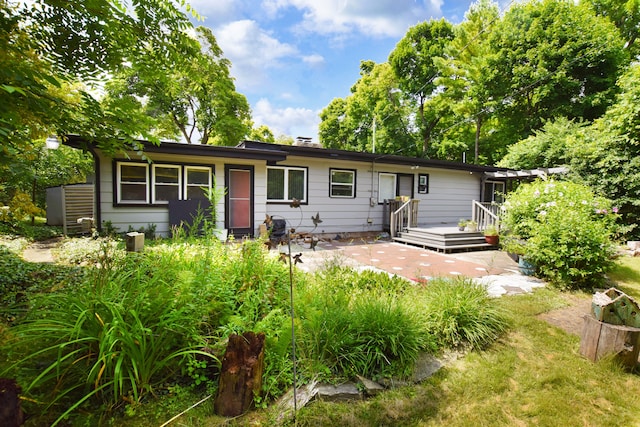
left=214, top=20, right=298, bottom=90
left=262, top=0, right=444, bottom=38
left=253, top=98, right=320, bottom=139
left=302, top=54, right=325, bottom=66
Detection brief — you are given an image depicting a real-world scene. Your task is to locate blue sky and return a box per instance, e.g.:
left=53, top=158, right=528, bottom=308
left=187, top=0, right=500, bottom=142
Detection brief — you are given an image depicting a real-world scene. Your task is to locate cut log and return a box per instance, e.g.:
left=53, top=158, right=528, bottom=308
left=579, top=315, right=640, bottom=369
left=214, top=332, right=266, bottom=417
left=0, top=378, right=24, bottom=427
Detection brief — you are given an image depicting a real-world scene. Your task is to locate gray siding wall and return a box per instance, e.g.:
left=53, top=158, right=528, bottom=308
left=97, top=151, right=482, bottom=237
left=264, top=156, right=482, bottom=235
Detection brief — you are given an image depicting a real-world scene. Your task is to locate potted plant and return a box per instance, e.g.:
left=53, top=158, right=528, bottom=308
left=457, top=219, right=467, bottom=231
left=483, top=224, right=499, bottom=245
left=465, top=220, right=478, bottom=232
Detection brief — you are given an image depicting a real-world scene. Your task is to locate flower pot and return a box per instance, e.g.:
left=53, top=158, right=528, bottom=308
left=485, top=235, right=499, bottom=245
left=518, top=257, right=535, bottom=276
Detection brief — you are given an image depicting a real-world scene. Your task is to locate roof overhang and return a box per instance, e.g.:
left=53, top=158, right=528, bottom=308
left=484, top=167, right=569, bottom=180
left=64, top=135, right=289, bottom=163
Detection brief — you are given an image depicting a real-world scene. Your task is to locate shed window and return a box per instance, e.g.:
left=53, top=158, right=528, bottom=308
left=117, top=162, right=149, bottom=204
left=267, top=166, right=307, bottom=203
left=330, top=169, right=356, bottom=198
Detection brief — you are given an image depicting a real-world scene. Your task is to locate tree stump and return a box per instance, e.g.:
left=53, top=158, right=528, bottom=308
left=0, top=378, right=24, bottom=427
left=579, top=315, right=640, bottom=369
left=214, top=332, right=266, bottom=417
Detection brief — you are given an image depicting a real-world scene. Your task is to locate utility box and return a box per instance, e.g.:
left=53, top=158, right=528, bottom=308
left=126, top=232, right=144, bottom=252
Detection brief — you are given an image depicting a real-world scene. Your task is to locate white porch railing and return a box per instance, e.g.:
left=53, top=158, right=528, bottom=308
left=472, top=201, right=500, bottom=231
left=390, top=199, right=419, bottom=238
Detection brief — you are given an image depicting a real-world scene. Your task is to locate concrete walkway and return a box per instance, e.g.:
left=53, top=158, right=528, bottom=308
left=289, top=238, right=545, bottom=297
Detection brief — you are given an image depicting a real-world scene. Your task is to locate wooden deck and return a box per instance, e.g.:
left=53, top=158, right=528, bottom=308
left=392, top=224, right=496, bottom=253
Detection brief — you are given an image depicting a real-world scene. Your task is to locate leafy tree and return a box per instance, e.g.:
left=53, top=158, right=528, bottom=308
left=497, top=117, right=588, bottom=170
left=2, top=0, right=201, bottom=155
left=104, top=26, right=250, bottom=146
left=248, top=125, right=276, bottom=143
left=583, top=0, right=640, bottom=58
left=435, top=0, right=500, bottom=163
left=570, top=64, right=640, bottom=238
left=388, top=19, right=455, bottom=155
left=320, top=61, right=414, bottom=155
left=484, top=0, right=627, bottom=143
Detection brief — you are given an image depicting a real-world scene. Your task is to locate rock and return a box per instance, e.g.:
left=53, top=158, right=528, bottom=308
left=410, top=352, right=444, bottom=383
left=356, top=375, right=385, bottom=396
left=316, top=383, right=362, bottom=402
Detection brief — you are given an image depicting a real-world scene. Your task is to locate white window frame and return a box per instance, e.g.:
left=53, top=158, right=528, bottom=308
left=116, top=162, right=149, bottom=204
left=152, top=164, right=182, bottom=204
left=329, top=168, right=356, bottom=198
left=266, top=166, right=307, bottom=203
left=378, top=172, right=397, bottom=203
left=184, top=166, right=212, bottom=200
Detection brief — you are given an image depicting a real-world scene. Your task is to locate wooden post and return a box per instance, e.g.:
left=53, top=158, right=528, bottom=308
left=214, top=332, right=266, bottom=417
left=579, top=315, right=640, bottom=369
left=0, top=378, right=24, bottom=427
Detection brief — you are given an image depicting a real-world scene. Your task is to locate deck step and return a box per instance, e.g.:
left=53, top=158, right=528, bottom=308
left=393, top=227, right=496, bottom=253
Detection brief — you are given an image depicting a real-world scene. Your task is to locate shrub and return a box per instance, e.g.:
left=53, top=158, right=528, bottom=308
left=502, top=179, right=618, bottom=289
left=418, top=277, right=509, bottom=349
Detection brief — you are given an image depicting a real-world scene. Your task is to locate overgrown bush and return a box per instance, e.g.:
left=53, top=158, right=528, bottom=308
left=502, top=179, right=618, bottom=289
left=417, top=277, right=509, bottom=349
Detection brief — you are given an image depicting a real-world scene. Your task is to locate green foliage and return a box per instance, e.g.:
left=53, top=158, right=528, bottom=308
left=418, top=277, right=509, bottom=349
left=570, top=64, right=640, bottom=239
left=502, top=179, right=618, bottom=289
left=298, top=268, right=432, bottom=380
left=498, top=117, right=588, bottom=170
left=485, top=0, right=627, bottom=143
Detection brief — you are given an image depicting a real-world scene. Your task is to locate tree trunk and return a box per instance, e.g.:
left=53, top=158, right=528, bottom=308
left=214, top=332, right=266, bottom=417
left=579, top=315, right=640, bottom=369
left=0, top=378, right=24, bottom=427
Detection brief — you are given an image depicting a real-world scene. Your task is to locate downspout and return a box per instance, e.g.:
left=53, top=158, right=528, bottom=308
left=86, top=145, right=101, bottom=233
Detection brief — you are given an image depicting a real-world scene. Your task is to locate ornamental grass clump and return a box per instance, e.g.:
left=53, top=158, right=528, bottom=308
left=297, top=268, right=431, bottom=380
left=419, top=277, right=509, bottom=349
left=502, top=179, right=618, bottom=289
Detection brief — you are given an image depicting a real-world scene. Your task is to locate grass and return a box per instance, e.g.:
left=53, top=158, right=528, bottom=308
left=289, top=286, right=640, bottom=427
left=4, top=224, right=640, bottom=426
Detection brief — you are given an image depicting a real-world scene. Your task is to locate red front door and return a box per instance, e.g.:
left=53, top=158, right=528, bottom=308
left=225, top=165, right=254, bottom=237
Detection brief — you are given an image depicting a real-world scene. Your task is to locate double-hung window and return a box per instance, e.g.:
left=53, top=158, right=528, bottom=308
left=267, top=166, right=307, bottom=203
left=117, top=162, right=149, bottom=204
left=152, top=164, right=181, bottom=203
left=115, top=161, right=213, bottom=205
left=329, top=168, right=356, bottom=198
left=185, top=166, right=212, bottom=200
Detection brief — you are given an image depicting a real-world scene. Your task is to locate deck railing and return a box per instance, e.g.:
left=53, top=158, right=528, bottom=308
left=390, top=199, right=419, bottom=238
left=472, top=201, right=500, bottom=231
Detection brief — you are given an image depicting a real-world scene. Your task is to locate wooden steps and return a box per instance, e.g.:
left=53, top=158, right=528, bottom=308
left=393, top=226, right=496, bottom=253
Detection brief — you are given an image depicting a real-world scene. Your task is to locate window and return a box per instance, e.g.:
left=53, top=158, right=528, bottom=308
left=152, top=164, right=181, bottom=203
left=185, top=166, right=212, bottom=200
left=378, top=173, right=397, bottom=203
left=117, top=162, right=149, bottom=204
left=418, top=174, right=429, bottom=194
left=330, top=169, right=356, bottom=198
left=483, top=181, right=505, bottom=203
left=115, top=161, right=213, bottom=206
left=267, top=166, right=307, bottom=202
